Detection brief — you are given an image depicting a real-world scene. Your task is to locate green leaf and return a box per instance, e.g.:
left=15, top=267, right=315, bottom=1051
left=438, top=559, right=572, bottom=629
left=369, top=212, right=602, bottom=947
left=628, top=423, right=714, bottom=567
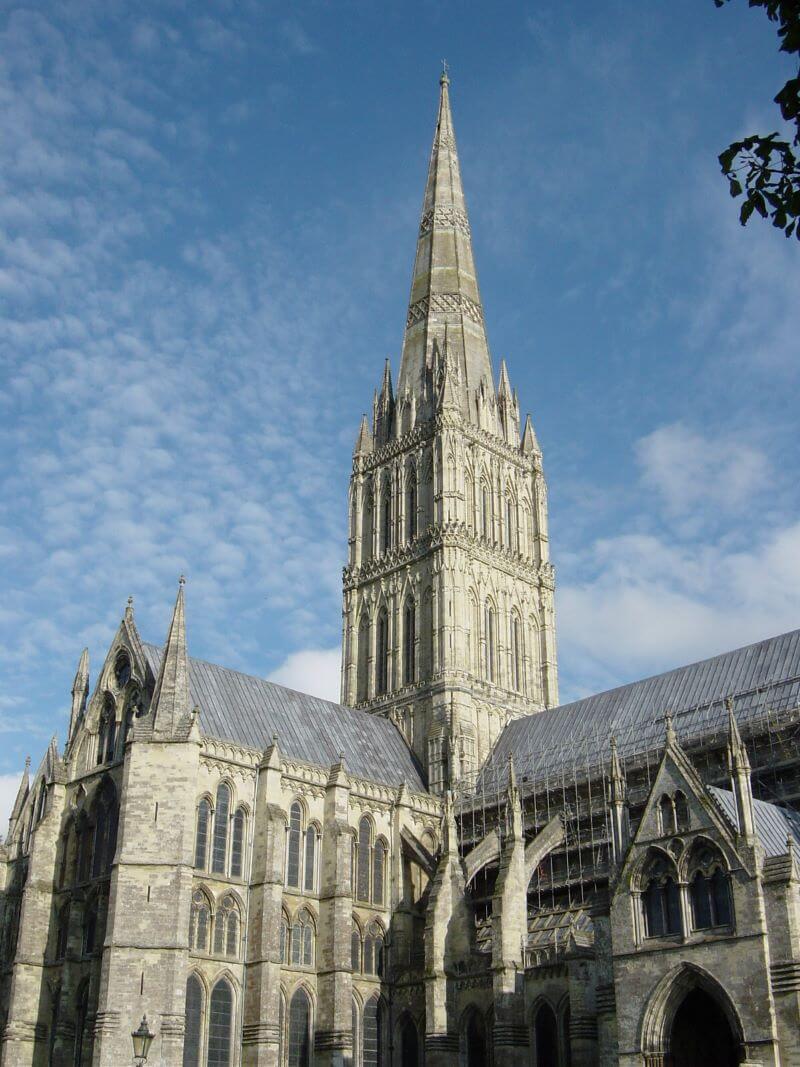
left=740, top=199, right=755, bottom=225
left=728, top=178, right=743, bottom=197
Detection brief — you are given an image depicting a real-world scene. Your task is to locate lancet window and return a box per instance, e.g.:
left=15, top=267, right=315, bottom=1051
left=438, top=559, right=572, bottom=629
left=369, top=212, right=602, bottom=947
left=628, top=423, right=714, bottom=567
left=357, top=614, right=370, bottom=703
left=484, top=602, right=496, bottom=683
left=290, top=908, right=315, bottom=967
left=376, top=609, right=389, bottom=695
left=213, top=894, right=241, bottom=958
left=403, top=597, right=416, bottom=685
left=354, top=817, right=387, bottom=906
left=406, top=466, right=417, bottom=540
left=688, top=845, right=733, bottom=930
left=285, top=802, right=319, bottom=892
left=182, top=974, right=203, bottom=1067
left=207, top=977, right=234, bottom=1067
left=287, top=987, right=312, bottom=1067
left=96, top=694, right=117, bottom=765
left=642, top=854, right=682, bottom=938
left=190, top=890, right=211, bottom=953
left=362, top=993, right=385, bottom=1066
left=211, top=783, right=231, bottom=875
left=511, top=614, right=523, bottom=693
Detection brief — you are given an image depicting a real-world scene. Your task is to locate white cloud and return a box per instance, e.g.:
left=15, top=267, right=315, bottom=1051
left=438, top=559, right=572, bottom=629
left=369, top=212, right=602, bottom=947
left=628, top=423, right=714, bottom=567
left=0, top=773, right=23, bottom=841
left=268, top=647, right=342, bottom=703
left=636, top=422, right=769, bottom=518
left=558, top=521, right=800, bottom=700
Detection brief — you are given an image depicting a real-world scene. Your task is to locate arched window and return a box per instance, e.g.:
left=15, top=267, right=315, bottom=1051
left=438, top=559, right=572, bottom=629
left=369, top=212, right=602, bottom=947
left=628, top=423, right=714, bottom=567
left=373, top=838, right=387, bottom=907
left=287, top=802, right=303, bottom=889
left=48, top=984, right=61, bottom=1067
left=357, top=614, right=370, bottom=703
left=506, top=496, right=517, bottom=550
left=481, top=483, right=490, bottom=540
left=357, top=817, right=372, bottom=902
left=290, top=909, right=315, bottom=967
left=195, top=798, right=212, bottom=870
left=82, top=897, right=98, bottom=956
left=381, top=486, right=392, bottom=553
left=363, top=921, right=384, bottom=977
left=406, top=466, right=417, bottom=540
left=288, top=987, right=312, bottom=1067
left=231, top=807, right=246, bottom=879
left=55, top=902, right=70, bottom=960
left=362, top=995, right=384, bottom=1067
left=97, top=694, right=116, bottom=764
left=659, top=794, right=675, bottom=835
left=304, top=824, right=317, bottom=893
left=280, top=912, right=290, bottom=964
left=207, top=978, right=234, bottom=1067
left=533, top=1002, right=558, bottom=1067
left=211, top=783, right=231, bottom=875
left=76, top=813, right=92, bottom=884
left=403, top=597, right=416, bottom=685
left=362, top=490, right=374, bottom=563
left=351, top=924, right=362, bottom=972
left=689, top=846, right=733, bottom=929
left=511, top=614, right=523, bottom=692
left=190, top=890, right=211, bottom=953
left=376, top=609, right=389, bottom=696
left=74, top=982, right=89, bottom=1067
left=484, top=602, right=496, bottom=683
left=114, top=651, right=131, bottom=688
left=465, top=473, right=475, bottom=532
left=214, top=895, right=240, bottom=958
left=91, top=780, right=117, bottom=878
left=642, top=855, right=682, bottom=937
left=183, top=974, right=204, bottom=1067
left=674, top=791, right=690, bottom=830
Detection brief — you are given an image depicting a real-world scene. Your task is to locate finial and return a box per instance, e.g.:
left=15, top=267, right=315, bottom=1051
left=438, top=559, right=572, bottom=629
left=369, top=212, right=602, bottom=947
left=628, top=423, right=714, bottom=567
left=664, top=709, right=677, bottom=744
left=24, top=756, right=31, bottom=771
left=610, top=735, right=618, bottom=753
left=125, top=595, right=135, bottom=622
left=440, top=59, right=450, bottom=87
left=272, top=733, right=278, bottom=745
left=179, top=574, right=186, bottom=587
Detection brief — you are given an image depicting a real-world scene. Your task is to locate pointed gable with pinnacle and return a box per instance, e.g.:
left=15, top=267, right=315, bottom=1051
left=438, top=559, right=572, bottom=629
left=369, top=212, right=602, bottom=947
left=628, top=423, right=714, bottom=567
left=150, top=578, right=193, bottom=740
left=398, top=70, right=494, bottom=418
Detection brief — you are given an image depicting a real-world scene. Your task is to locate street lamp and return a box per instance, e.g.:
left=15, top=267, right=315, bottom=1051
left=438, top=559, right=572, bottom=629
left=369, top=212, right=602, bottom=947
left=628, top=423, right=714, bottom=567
left=131, top=1015, right=155, bottom=1066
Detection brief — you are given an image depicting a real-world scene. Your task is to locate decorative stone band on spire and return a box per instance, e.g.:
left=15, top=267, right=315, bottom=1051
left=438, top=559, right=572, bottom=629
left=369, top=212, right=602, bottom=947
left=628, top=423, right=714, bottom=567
left=419, top=206, right=471, bottom=238
left=407, top=293, right=485, bottom=328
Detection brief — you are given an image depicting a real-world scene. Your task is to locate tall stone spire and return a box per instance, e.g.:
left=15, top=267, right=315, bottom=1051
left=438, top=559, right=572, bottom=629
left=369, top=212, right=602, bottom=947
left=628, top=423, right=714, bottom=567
left=398, top=70, right=494, bottom=417
left=151, top=577, right=192, bottom=739
left=68, top=647, right=90, bottom=742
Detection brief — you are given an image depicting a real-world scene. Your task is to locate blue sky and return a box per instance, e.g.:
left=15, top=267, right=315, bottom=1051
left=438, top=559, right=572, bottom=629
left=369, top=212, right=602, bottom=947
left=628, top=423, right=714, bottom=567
left=2, top=0, right=799, bottom=822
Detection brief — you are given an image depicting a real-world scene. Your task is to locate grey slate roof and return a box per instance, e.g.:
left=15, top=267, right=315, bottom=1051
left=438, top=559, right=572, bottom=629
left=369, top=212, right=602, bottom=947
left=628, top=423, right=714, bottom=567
left=481, top=628, right=800, bottom=788
left=141, top=644, right=426, bottom=792
left=709, top=787, right=800, bottom=857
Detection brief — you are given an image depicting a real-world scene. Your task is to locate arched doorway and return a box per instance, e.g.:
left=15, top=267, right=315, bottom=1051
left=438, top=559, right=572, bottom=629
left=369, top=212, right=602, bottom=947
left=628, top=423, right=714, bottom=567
left=459, top=1007, right=488, bottom=1067
left=533, top=1002, right=559, bottom=1066
left=671, top=989, right=738, bottom=1067
left=398, top=1014, right=419, bottom=1067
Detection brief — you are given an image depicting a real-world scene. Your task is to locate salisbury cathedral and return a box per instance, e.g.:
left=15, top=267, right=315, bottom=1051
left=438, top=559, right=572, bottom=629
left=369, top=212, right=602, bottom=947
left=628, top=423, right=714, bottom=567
left=2, top=73, right=800, bottom=1067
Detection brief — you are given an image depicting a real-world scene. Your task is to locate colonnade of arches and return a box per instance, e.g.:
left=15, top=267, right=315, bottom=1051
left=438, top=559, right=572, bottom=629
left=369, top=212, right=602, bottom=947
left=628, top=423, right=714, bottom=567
left=350, top=453, right=543, bottom=570
left=352, top=588, right=542, bottom=704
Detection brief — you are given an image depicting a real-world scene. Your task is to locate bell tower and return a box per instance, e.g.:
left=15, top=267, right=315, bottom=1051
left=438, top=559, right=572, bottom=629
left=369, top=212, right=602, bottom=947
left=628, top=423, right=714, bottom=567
left=341, top=72, right=558, bottom=792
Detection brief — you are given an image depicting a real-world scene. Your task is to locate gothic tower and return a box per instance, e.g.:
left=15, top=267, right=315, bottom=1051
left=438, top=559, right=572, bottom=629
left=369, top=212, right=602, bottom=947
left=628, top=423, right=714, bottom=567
left=341, top=72, right=558, bottom=792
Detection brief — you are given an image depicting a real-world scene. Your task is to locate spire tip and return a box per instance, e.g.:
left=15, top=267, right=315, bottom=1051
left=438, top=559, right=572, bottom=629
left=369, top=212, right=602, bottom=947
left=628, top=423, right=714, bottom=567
left=440, top=59, right=450, bottom=87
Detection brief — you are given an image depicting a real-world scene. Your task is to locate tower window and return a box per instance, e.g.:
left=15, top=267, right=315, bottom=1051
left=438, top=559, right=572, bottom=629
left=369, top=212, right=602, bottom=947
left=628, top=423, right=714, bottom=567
left=357, top=614, right=370, bottom=702
left=403, top=598, right=416, bottom=685
left=211, top=783, right=231, bottom=875
left=113, top=651, right=131, bottom=689
left=376, top=609, right=389, bottom=696
left=381, top=487, right=392, bottom=553
left=484, top=603, right=496, bottom=683
left=406, top=468, right=417, bottom=540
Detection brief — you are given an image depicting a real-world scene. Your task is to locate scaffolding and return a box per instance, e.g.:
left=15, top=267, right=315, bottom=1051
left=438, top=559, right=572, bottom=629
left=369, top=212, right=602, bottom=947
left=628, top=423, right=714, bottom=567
left=454, top=681, right=800, bottom=917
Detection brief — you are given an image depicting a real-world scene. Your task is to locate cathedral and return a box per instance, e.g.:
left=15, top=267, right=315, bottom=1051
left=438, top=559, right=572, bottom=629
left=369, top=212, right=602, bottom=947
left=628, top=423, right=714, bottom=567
left=2, top=72, right=800, bottom=1067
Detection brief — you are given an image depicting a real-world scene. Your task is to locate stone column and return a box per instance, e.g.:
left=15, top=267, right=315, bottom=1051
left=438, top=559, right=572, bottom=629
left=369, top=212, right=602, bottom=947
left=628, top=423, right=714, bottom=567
left=0, top=776, right=65, bottom=1067
left=314, top=759, right=354, bottom=1067
left=242, top=740, right=286, bottom=1067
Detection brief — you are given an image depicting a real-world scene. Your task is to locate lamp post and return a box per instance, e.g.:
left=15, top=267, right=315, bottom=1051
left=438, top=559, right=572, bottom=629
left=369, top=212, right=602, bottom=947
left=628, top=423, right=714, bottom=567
left=131, top=1015, right=155, bottom=1066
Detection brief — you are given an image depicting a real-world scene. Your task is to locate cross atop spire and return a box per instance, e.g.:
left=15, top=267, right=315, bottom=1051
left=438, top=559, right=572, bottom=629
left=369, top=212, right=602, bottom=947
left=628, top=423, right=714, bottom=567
left=397, top=72, right=493, bottom=418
